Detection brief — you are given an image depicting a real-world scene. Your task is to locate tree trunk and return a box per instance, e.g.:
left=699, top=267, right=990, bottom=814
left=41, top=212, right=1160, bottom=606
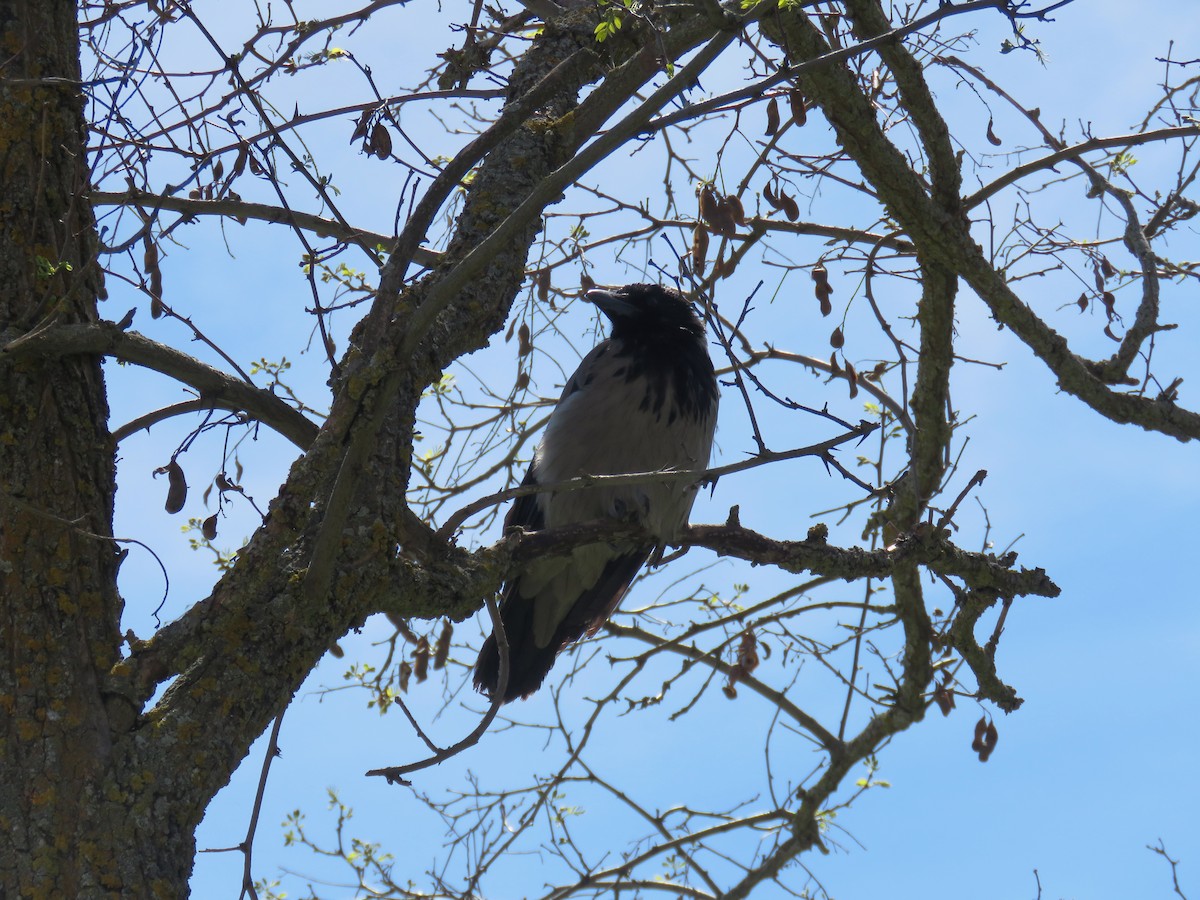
left=0, top=2, right=181, bottom=895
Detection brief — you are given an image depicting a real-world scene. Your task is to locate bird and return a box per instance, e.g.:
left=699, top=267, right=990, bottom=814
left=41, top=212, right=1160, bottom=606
left=473, top=283, right=719, bottom=703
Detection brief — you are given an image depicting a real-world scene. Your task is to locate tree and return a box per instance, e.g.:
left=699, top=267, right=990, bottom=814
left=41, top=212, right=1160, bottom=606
left=2, top=0, right=1197, bottom=896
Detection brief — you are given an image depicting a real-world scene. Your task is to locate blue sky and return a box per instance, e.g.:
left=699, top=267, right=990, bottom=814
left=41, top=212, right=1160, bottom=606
left=89, top=1, right=1200, bottom=897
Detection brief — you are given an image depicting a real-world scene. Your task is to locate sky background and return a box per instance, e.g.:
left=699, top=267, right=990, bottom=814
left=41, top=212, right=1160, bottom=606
left=86, top=1, right=1200, bottom=897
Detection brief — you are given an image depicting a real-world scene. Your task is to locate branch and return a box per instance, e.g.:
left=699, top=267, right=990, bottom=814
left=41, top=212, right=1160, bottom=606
left=91, top=189, right=440, bottom=266
left=961, top=124, right=1200, bottom=211
left=1, top=321, right=320, bottom=450
left=436, top=421, right=879, bottom=538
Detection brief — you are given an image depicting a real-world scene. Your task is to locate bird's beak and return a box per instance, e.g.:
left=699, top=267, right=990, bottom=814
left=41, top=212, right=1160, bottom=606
left=585, top=288, right=637, bottom=322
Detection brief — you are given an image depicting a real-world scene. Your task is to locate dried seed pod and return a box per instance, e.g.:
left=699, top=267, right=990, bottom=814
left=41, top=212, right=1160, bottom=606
left=763, top=181, right=779, bottom=208
left=329, top=641, right=344, bottom=659
left=351, top=108, right=372, bottom=143
left=369, top=122, right=392, bottom=159
left=709, top=198, right=737, bottom=236
left=789, top=88, right=807, bottom=126
left=212, top=157, right=224, bottom=181
left=413, top=636, right=430, bottom=683
left=722, top=683, right=738, bottom=699
left=933, top=684, right=955, bottom=716
left=517, top=322, right=532, bottom=356
left=692, top=224, right=709, bottom=275
left=986, top=117, right=1002, bottom=147
left=724, top=194, right=746, bottom=227
left=163, top=460, right=187, bottom=514
left=536, top=268, right=550, bottom=302
left=736, top=631, right=759, bottom=676
left=1101, top=291, right=1117, bottom=320
left=1100, top=256, right=1117, bottom=280
left=830, top=326, right=844, bottom=349
left=515, top=370, right=530, bottom=391
left=779, top=191, right=799, bottom=222
left=230, top=142, right=249, bottom=180
left=398, top=660, right=412, bottom=692
left=143, top=238, right=163, bottom=319
left=201, top=513, right=218, bottom=541
left=845, top=360, right=859, bottom=399
left=1076, top=292, right=1088, bottom=313
left=971, top=715, right=988, bottom=753
left=699, top=183, right=721, bottom=224
left=433, top=620, right=453, bottom=670
left=765, top=96, right=780, bottom=135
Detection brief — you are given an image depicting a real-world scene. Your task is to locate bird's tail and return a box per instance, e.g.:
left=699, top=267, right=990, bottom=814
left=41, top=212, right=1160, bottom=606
left=472, top=596, right=561, bottom=703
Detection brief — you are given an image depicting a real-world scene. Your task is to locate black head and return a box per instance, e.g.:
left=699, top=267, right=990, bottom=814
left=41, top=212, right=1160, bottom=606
left=586, top=284, right=706, bottom=344
left=586, top=283, right=717, bottom=422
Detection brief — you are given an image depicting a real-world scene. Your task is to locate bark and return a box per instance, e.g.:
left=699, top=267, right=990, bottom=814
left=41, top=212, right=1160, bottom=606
left=0, top=1, right=136, bottom=894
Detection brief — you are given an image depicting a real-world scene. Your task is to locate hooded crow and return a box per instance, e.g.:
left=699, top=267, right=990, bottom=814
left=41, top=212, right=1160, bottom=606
left=473, top=283, right=719, bottom=702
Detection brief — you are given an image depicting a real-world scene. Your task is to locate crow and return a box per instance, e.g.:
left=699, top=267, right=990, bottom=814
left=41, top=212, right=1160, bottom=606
left=473, top=283, right=719, bottom=702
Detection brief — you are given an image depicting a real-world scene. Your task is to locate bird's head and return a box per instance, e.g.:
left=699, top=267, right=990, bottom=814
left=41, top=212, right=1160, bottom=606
left=585, top=283, right=706, bottom=342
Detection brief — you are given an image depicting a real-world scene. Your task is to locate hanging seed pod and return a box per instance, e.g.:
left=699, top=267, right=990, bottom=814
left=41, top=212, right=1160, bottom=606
left=143, top=237, right=163, bottom=319
left=1076, top=292, right=1089, bottom=313
left=162, top=460, right=187, bottom=514
left=933, top=683, right=955, bottom=716
left=433, top=620, right=453, bottom=670
left=699, top=183, right=721, bottom=224
left=201, top=513, right=218, bottom=541
left=779, top=190, right=799, bottom=222
left=398, top=660, right=412, bottom=692
left=724, top=193, right=746, bottom=226
left=413, top=636, right=430, bottom=683
left=813, top=263, right=833, bottom=316
left=692, top=224, right=709, bottom=275
left=736, top=631, right=759, bottom=676
left=971, top=716, right=988, bottom=753
left=763, top=181, right=779, bottom=208
left=1101, top=291, right=1116, bottom=318
left=986, top=118, right=1002, bottom=147
left=765, top=96, right=780, bottom=135
left=711, top=198, right=737, bottom=235
left=369, top=122, right=392, bottom=159
left=231, top=143, right=249, bottom=179
left=830, top=326, right=844, bottom=349
left=517, top=322, right=532, bottom=356
left=351, top=108, right=372, bottom=143
left=536, top=268, right=551, bottom=302
left=515, top=370, right=530, bottom=391
left=845, top=360, right=859, bottom=399
left=789, top=87, right=807, bottom=126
